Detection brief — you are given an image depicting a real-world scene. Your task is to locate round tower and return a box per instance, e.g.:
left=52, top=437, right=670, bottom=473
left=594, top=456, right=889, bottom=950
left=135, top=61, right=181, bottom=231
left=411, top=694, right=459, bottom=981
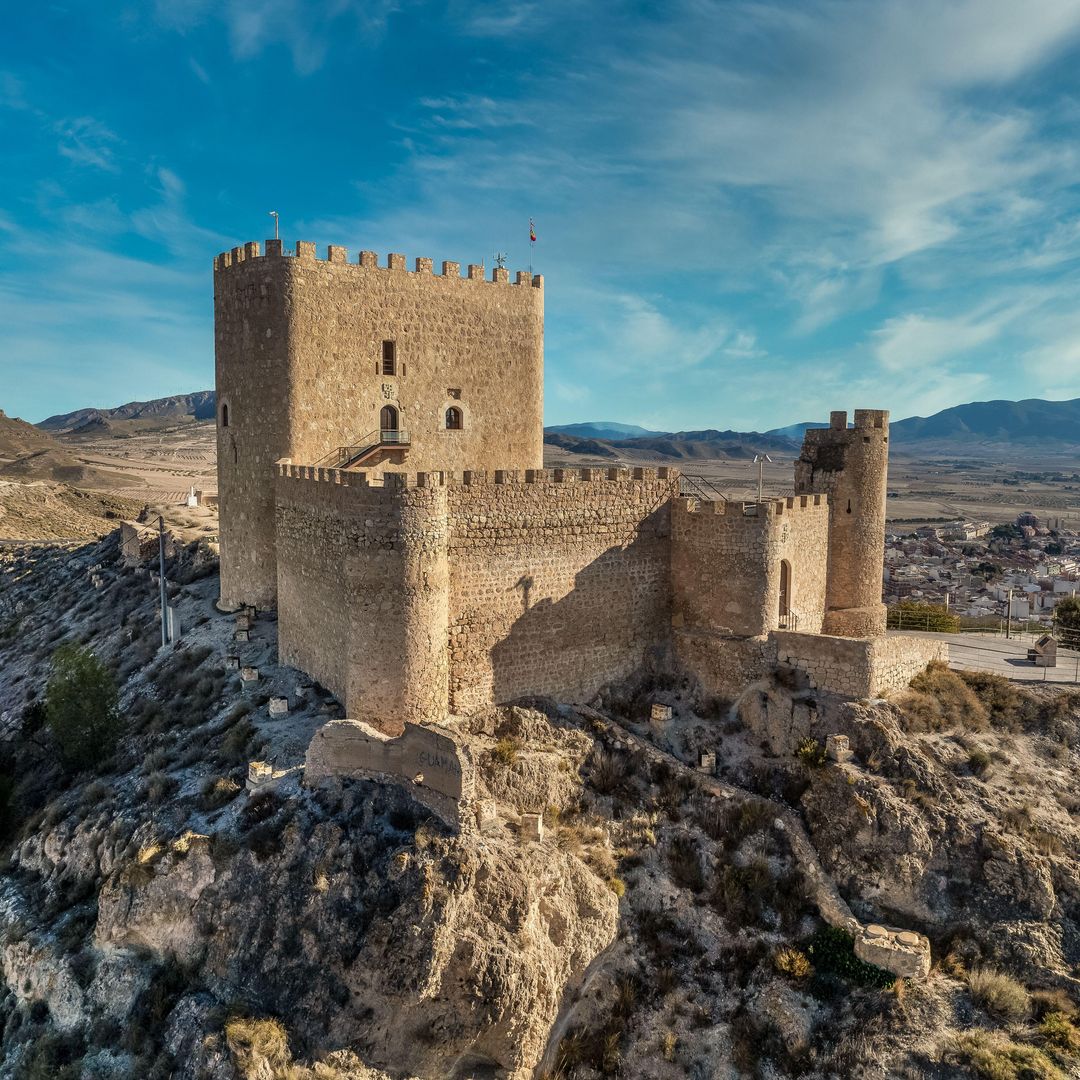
left=794, top=409, right=889, bottom=637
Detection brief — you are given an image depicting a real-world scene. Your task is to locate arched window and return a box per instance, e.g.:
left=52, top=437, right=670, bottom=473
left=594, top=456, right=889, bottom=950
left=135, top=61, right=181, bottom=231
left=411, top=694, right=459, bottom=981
left=445, top=406, right=463, bottom=430
left=221, top=403, right=229, bottom=428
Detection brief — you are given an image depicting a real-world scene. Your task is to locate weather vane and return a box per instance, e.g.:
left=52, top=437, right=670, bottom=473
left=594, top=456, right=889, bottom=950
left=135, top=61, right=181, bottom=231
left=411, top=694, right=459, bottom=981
left=494, top=251, right=508, bottom=270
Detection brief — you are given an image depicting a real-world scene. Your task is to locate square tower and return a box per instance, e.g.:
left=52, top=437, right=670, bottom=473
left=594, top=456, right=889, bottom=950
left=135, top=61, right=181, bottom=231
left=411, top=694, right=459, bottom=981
left=214, top=241, right=544, bottom=609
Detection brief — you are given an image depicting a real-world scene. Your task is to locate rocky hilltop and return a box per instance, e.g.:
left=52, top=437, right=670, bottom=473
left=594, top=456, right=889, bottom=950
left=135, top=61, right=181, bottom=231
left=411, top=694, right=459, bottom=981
left=0, top=536, right=1077, bottom=1078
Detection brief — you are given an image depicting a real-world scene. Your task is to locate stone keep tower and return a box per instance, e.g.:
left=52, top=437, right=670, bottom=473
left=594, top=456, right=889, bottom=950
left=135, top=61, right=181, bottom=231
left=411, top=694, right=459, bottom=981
left=794, top=409, right=889, bottom=637
left=214, top=240, right=545, bottom=610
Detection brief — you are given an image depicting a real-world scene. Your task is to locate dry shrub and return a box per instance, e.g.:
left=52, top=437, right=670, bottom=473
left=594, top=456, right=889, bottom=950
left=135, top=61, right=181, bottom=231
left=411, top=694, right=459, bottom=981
left=200, top=775, right=241, bottom=811
left=589, top=750, right=631, bottom=797
left=948, top=1030, right=1065, bottom=1080
left=967, top=966, right=1031, bottom=1023
left=773, top=947, right=812, bottom=980
left=225, top=1017, right=291, bottom=1078
left=899, top=661, right=988, bottom=731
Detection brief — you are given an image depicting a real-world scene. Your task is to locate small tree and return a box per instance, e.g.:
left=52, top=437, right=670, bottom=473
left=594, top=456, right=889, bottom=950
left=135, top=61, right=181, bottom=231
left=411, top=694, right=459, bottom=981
left=45, top=646, right=121, bottom=771
left=1054, top=595, right=1080, bottom=644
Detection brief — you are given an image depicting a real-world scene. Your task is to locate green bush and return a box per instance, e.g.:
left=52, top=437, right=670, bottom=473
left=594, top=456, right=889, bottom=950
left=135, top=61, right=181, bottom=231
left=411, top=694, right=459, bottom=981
left=45, top=645, right=121, bottom=771
left=803, top=926, right=894, bottom=989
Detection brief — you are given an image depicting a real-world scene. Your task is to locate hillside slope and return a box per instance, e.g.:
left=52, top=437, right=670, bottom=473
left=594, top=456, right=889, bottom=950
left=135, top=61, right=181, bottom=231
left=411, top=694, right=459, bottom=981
left=0, top=540, right=1076, bottom=1077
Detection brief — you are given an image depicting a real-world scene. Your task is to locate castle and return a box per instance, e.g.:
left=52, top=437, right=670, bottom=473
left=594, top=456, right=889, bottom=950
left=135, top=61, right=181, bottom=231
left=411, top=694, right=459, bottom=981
left=214, top=239, right=940, bottom=734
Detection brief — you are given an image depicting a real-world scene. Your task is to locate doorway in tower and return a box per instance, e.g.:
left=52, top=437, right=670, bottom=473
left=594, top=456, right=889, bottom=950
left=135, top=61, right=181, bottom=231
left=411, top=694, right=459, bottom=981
left=779, top=559, right=793, bottom=629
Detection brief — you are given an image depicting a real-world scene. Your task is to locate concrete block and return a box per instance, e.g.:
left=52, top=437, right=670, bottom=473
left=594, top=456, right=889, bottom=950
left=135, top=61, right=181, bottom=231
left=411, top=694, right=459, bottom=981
left=650, top=703, right=673, bottom=724
left=234, top=629, right=249, bottom=642
left=698, top=750, right=716, bottom=773
left=235, top=614, right=251, bottom=631
left=519, top=812, right=544, bottom=842
left=240, top=666, right=259, bottom=683
left=225, top=655, right=240, bottom=670
left=268, top=696, right=289, bottom=717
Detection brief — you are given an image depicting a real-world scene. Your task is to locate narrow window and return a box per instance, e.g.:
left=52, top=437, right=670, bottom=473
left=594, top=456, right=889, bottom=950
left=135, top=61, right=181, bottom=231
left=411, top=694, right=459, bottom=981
left=221, top=403, right=229, bottom=428
left=381, top=340, right=396, bottom=376
left=446, top=406, right=463, bottom=431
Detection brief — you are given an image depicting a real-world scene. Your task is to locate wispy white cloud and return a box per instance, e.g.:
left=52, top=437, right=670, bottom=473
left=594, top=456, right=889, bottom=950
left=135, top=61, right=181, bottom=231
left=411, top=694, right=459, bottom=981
left=55, top=116, right=120, bottom=171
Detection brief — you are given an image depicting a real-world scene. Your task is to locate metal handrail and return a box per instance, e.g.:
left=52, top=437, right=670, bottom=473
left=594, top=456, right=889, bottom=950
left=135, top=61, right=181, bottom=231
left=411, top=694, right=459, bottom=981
left=314, top=427, right=412, bottom=469
left=679, top=473, right=730, bottom=502
left=778, top=611, right=799, bottom=631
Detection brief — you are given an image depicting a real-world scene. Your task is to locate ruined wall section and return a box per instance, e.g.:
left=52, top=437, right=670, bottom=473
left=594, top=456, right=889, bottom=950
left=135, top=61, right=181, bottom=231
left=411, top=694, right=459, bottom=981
left=795, top=409, right=889, bottom=638
left=273, top=466, right=448, bottom=734
left=446, top=467, right=675, bottom=713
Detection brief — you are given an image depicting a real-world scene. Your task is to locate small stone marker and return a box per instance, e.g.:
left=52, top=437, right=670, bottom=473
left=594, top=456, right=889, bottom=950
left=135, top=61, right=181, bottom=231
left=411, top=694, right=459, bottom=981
left=475, top=800, right=498, bottom=832
left=225, top=655, right=240, bottom=670
left=235, top=614, right=251, bottom=632
left=698, top=750, right=716, bottom=773
left=234, top=629, right=250, bottom=642
left=519, top=812, right=544, bottom=842
left=650, top=703, right=673, bottom=724
left=268, top=696, right=289, bottom=717
left=240, top=666, right=259, bottom=683
left=826, top=734, right=854, bottom=763
left=246, top=760, right=274, bottom=793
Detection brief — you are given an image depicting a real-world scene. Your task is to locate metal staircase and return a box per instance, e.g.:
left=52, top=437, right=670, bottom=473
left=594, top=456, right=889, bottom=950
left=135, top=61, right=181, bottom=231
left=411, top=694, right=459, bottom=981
left=315, top=428, right=411, bottom=470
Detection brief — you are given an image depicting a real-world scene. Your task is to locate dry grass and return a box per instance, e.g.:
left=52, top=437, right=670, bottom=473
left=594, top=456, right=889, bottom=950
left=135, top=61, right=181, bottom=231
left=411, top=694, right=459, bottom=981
left=898, top=661, right=989, bottom=731
left=948, top=1030, right=1066, bottom=1079
left=967, top=966, right=1031, bottom=1023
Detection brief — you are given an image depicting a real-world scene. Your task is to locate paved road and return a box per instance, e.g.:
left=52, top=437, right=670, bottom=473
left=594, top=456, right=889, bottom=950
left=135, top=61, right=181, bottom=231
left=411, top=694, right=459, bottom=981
left=891, top=630, right=1080, bottom=685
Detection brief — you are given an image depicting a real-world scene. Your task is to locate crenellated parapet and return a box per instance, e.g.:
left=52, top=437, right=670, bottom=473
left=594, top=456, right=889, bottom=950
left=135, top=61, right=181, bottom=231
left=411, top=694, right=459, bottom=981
left=214, top=239, right=543, bottom=289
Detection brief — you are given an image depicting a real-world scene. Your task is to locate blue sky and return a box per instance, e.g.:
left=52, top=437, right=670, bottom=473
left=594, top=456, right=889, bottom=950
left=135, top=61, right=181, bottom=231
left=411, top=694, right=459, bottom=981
left=4, top=1, right=1080, bottom=429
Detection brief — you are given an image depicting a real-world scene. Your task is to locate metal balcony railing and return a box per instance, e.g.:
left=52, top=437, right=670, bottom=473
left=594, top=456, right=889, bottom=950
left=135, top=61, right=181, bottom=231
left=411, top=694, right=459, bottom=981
left=778, top=611, right=799, bottom=631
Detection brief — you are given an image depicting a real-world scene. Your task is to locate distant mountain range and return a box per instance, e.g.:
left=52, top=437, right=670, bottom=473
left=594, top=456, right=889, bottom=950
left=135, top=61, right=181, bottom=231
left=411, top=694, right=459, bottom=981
left=39, top=391, right=216, bottom=434
left=22, top=392, right=1080, bottom=454
left=888, top=397, right=1080, bottom=445
left=546, top=397, right=1080, bottom=457
left=545, top=421, right=667, bottom=441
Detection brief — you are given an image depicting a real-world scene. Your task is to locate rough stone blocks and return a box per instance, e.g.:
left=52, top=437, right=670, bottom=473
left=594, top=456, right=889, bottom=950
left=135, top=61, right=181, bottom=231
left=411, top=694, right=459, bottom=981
left=854, top=923, right=931, bottom=980
left=826, top=734, right=854, bottom=763
left=519, top=812, right=544, bottom=842
left=240, top=666, right=259, bottom=683
left=268, top=696, right=289, bottom=717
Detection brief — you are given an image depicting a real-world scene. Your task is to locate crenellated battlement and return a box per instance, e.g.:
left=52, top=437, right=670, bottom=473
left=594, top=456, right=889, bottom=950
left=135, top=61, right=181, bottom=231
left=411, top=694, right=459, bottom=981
left=215, top=239, right=543, bottom=289
left=676, top=493, right=827, bottom=520
left=276, top=461, right=677, bottom=489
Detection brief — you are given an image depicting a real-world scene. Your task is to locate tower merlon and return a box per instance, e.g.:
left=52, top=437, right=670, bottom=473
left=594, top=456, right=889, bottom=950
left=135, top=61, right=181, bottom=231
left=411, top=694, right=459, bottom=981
left=214, top=241, right=541, bottom=286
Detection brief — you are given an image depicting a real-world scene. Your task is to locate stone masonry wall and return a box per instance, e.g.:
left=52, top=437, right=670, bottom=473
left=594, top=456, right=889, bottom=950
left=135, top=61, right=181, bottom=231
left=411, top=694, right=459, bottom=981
left=447, top=467, right=675, bottom=712
left=671, top=494, right=829, bottom=639
left=771, top=630, right=948, bottom=699
left=275, top=466, right=675, bottom=727
left=796, top=410, right=889, bottom=637
left=274, top=466, right=448, bottom=734
left=215, top=240, right=544, bottom=609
